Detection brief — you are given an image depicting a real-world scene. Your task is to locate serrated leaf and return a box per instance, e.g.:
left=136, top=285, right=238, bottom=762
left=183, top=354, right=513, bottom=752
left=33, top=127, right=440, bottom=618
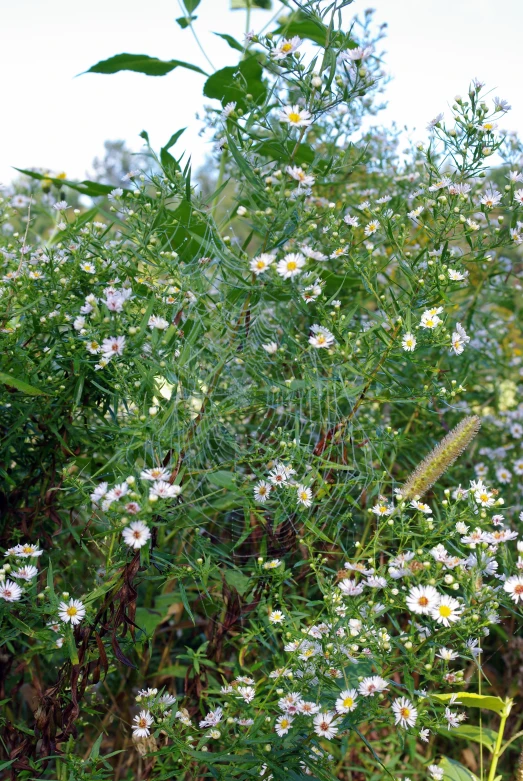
left=84, top=53, right=207, bottom=77
left=0, top=372, right=47, bottom=396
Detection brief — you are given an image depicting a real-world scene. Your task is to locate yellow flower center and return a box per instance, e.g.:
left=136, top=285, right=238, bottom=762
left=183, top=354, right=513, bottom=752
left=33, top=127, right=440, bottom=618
left=66, top=605, right=78, bottom=617
left=439, top=604, right=452, bottom=618
left=418, top=596, right=429, bottom=606
left=256, top=260, right=266, bottom=269
left=343, top=697, right=354, bottom=708
left=287, top=260, right=297, bottom=271
left=400, top=707, right=410, bottom=718
left=317, top=335, right=326, bottom=344
left=281, top=42, right=293, bottom=52
left=288, top=112, right=301, bottom=123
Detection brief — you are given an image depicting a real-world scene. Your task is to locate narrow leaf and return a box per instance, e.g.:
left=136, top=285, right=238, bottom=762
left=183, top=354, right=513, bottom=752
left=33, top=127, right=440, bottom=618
left=0, top=372, right=47, bottom=396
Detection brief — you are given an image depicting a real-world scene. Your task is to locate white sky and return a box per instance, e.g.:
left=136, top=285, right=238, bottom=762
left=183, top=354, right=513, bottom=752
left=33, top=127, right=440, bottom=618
left=1, top=0, right=522, bottom=185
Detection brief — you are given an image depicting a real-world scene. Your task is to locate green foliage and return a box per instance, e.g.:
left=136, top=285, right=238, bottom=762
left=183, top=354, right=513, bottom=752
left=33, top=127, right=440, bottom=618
left=1, top=2, right=523, bottom=780
left=85, top=52, right=207, bottom=77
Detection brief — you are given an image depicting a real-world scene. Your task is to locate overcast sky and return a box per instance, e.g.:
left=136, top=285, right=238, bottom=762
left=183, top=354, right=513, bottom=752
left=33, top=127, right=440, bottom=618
left=1, top=0, right=522, bottom=185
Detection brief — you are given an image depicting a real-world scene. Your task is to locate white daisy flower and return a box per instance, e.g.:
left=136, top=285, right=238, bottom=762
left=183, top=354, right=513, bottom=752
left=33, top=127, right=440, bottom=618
left=406, top=585, right=440, bottom=615
left=276, top=252, right=306, bottom=279
left=313, top=712, right=339, bottom=739
left=431, top=595, right=462, bottom=626
left=335, top=688, right=358, bottom=714
left=58, top=598, right=86, bottom=625
left=122, top=521, right=151, bottom=549
left=278, top=105, right=312, bottom=127
left=132, top=710, right=153, bottom=738
left=0, top=579, right=23, bottom=602
left=250, top=253, right=275, bottom=275
left=309, top=324, right=335, bottom=348
left=392, top=696, right=418, bottom=728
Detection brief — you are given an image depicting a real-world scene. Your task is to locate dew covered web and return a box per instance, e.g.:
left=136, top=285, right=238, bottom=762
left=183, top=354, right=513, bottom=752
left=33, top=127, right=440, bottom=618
left=136, top=203, right=385, bottom=581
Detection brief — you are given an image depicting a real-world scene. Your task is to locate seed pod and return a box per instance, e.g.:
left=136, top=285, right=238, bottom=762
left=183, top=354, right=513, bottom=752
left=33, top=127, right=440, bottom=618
left=402, top=415, right=481, bottom=499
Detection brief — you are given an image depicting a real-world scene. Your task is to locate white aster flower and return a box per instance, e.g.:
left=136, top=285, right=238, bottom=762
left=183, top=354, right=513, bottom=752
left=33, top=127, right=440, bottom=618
left=279, top=105, right=312, bottom=127
left=276, top=252, right=306, bottom=279
left=132, top=710, right=153, bottom=738
left=122, top=521, right=151, bottom=549
left=392, top=696, right=418, bottom=728
left=58, top=598, right=86, bottom=626
left=309, top=324, right=335, bottom=348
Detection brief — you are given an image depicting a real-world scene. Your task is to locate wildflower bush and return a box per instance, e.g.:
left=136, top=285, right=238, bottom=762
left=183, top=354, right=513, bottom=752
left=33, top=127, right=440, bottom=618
left=1, top=1, right=523, bottom=779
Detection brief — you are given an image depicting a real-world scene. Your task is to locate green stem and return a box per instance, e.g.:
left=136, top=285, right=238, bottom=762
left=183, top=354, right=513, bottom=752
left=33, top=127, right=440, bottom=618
left=487, top=701, right=513, bottom=781
left=211, top=148, right=227, bottom=221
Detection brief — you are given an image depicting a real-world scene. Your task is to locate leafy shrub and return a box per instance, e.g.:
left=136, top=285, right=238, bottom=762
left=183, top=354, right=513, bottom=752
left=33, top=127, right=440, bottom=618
left=1, top=2, right=522, bottom=780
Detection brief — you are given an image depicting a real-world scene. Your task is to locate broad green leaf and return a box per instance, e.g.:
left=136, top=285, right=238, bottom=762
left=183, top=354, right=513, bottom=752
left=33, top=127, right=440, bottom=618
left=214, top=32, right=244, bottom=52
left=135, top=607, right=165, bottom=636
left=207, top=470, right=237, bottom=488
left=253, top=139, right=315, bottom=165
left=224, top=569, right=251, bottom=595
left=183, top=0, right=201, bottom=11
left=439, top=757, right=479, bottom=781
left=14, top=168, right=119, bottom=198
left=84, top=53, right=207, bottom=77
left=273, top=11, right=329, bottom=46
left=436, top=724, right=497, bottom=752
left=203, top=54, right=266, bottom=110
left=434, top=692, right=511, bottom=717
left=0, top=372, right=47, bottom=396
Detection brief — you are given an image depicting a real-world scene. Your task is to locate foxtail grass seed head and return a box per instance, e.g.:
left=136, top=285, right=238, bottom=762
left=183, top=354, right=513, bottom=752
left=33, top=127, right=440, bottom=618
left=402, top=415, right=481, bottom=499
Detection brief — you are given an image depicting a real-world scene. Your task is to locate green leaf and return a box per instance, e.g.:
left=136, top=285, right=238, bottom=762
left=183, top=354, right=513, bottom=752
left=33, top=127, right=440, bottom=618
left=50, top=206, right=100, bottom=245
left=214, top=32, right=244, bottom=52
left=434, top=692, right=511, bottom=717
left=135, top=607, right=164, bottom=636
left=89, top=733, right=104, bottom=761
left=183, top=0, right=201, bottom=11
left=14, top=168, right=119, bottom=198
left=207, top=470, right=237, bottom=489
left=273, top=11, right=329, bottom=46
left=439, top=757, right=479, bottom=781
left=224, top=569, right=251, bottom=595
left=231, top=0, right=272, bottom=8
left=203, top=54, right=266, bottom=110
left=160, top=128, right=186, bottom=178
left=253, top=139, right=315, bottom=165
left=436, top=724, right=497, bottom=753
left=0, top=372, right=47, bottom=396
left=176, top=15, right=197, bottom=29
left=84, top=53, right=207, bottom=77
